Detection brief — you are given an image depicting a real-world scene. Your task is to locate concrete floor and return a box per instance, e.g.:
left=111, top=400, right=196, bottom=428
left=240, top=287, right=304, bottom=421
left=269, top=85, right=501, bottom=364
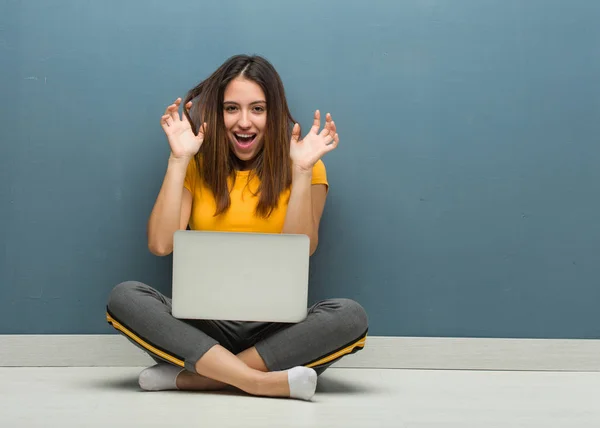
left=1, top=367, right=599, bottom=427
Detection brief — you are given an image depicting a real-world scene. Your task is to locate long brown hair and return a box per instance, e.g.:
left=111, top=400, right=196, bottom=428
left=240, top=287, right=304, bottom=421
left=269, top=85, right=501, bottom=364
left=183, top=55, right=297, bottom=218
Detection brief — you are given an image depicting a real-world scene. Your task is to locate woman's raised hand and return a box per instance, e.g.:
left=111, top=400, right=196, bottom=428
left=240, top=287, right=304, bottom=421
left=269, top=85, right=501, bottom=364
left=290, top=110, right=339, bottom=172
left=160, top=98, right=206, bottom=160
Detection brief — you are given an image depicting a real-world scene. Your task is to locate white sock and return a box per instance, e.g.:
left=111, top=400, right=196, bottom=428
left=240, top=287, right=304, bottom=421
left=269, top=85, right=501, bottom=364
left=138, top=364, right=184, bottom=391
left=287, top=367, right=318, bottom=401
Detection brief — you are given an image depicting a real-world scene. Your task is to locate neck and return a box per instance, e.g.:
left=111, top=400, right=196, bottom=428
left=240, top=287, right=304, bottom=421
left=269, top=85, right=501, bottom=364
left=231, top=151, right=261, bottom=171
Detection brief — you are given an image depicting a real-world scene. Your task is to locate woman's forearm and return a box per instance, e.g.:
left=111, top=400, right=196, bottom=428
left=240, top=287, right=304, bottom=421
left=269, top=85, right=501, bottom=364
left=282, top=168, right=318, bottom=254
left=147, top=155, right=190, bottom=255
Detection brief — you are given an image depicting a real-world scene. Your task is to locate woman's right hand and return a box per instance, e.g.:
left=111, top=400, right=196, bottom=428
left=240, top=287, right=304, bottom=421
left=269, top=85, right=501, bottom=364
left=160, top=98, right=206, bottom=160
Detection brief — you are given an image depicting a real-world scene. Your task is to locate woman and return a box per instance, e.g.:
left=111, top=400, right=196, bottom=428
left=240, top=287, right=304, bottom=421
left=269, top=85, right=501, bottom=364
left=106, top=55, right=368, bottom=401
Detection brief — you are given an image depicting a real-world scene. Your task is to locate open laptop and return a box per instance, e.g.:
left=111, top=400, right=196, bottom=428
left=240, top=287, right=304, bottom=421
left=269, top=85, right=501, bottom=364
left=171, top=230, right=310, bottom=323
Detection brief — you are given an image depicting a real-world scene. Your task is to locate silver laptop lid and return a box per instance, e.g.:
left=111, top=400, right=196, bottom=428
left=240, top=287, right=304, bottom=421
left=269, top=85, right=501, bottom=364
left=171, top=230, right=310, bottom=323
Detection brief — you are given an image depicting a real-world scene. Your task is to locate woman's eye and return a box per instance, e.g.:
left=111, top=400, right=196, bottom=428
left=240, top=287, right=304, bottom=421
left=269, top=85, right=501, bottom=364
left=253, top=106, right=265, bottom=113
left=225, top=106, right=238, bottom=112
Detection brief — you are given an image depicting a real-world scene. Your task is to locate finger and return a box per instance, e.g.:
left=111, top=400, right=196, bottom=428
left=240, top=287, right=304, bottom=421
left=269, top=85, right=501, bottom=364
left=319, top=127, right=331, bottom=137
left=181, top=110, right=190, bottom=125
left=332, top=132, right=340, bottom=146
left=181, top=102, right=194, bottom=125
left=310, top=110, right=321, bottom=134
left=199, top=122, right=207, bottom=136
left=320, top=113, right=333, bottom=135
left=168, top=98, right=182, bottom=121
left=161, top=114, right=173, bottom=128
left=323, top=120, right=335, bottom=141
left=323, top=128, right=337, bottom=146
left=196, top=122, right=207, bottom=143
left=329, top=120, right=337, bottom=136
left=168, top=104, right=180, bottom=122
left=326, top=133, right=339, bottom=150
left=290, top=123, right=301, bottom=144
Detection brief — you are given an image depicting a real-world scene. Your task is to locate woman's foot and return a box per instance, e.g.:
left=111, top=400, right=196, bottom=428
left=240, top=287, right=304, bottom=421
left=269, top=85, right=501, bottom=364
left=138, top=364, right=227, bottom=391
left=179, top=366, right=318, bottom=400
left=287, top=366, right=318, bottom=400
left=138, top=363, right=318, bottom=400
left=138, top=364, right=183, bottom=391
left=253, top=367, right=318, bottom=401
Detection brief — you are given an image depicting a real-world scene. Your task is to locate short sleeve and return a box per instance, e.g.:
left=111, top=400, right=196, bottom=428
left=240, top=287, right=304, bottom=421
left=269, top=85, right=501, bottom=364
left=311, top=159, right=328, bottom=190
left=183, top=158, right=197, bottom=193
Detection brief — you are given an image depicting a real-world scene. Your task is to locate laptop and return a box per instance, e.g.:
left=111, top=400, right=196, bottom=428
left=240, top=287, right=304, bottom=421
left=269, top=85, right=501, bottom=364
left=171, top=230, right=310, bottom=323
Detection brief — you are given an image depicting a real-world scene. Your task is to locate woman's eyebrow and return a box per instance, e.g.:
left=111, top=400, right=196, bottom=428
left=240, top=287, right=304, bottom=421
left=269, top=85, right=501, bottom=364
left=223, top=100, right=267, bottom=105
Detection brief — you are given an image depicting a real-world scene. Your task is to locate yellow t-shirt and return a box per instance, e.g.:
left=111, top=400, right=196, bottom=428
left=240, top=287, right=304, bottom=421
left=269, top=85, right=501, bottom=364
left=184, top=159, right=328, bottom=233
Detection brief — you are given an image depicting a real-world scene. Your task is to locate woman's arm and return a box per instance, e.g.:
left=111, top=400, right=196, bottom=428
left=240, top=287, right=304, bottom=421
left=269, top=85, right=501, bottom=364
left=282, top=167, right=328, bottom=255
left=147, top=155, right=193, bottom=256
left=284, top=110, right=338, bottom=255
left=148, top=98, right=205, bottom=256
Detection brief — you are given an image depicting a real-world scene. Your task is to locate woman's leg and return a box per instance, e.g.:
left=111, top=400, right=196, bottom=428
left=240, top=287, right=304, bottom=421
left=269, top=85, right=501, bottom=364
left=176, top=299, right=367, bottom=394
left=251, top=298, right=369, bottom=374
left=107, top=281, right=229, bottom=371
left=107, top=281, right=316, bottom=399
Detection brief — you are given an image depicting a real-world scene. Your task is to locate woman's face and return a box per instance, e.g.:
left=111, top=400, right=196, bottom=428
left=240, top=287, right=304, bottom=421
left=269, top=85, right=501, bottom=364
left=223, top=77, right=267, bottom=163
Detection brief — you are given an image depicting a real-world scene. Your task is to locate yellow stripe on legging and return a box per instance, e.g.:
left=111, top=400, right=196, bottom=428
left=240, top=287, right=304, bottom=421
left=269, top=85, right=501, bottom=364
left=108, top=310, right=365, bottom=372
left=305, top=335, right=367, bottom=369
left=106, top=312, right=185, bottom=368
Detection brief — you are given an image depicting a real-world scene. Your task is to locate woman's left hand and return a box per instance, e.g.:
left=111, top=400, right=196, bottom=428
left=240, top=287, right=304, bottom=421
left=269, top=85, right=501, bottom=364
left=290, top=110, right=339, bottom=173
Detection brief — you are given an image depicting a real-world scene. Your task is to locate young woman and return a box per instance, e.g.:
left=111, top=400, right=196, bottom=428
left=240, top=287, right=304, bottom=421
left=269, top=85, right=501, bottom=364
left=106, top=55, right=368, bottom=401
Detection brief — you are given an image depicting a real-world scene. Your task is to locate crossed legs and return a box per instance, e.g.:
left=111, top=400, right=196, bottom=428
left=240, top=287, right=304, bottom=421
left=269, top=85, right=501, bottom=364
left=107, top=281, right=368, bottom=400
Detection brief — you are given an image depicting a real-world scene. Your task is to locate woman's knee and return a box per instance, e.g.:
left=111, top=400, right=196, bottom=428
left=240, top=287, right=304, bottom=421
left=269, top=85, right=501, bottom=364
left=315, top=298, right=369, bottom=339
left=338, top=298, right=369, bottom=337
left=107, top=280, right=148, bottom=315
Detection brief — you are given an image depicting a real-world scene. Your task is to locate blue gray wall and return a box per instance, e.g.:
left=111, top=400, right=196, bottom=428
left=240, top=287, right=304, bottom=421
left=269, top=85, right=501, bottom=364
left=1, top=1, right=599, bottom=338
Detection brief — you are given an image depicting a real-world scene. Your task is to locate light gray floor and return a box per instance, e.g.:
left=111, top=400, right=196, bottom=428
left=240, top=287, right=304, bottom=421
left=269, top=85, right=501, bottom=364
left=1, top=367, right=599, bottom=427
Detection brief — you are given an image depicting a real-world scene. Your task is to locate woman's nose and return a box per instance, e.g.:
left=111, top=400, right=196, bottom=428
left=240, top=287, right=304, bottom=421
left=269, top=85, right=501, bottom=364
left=238, top=111, right=251, bottom=128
